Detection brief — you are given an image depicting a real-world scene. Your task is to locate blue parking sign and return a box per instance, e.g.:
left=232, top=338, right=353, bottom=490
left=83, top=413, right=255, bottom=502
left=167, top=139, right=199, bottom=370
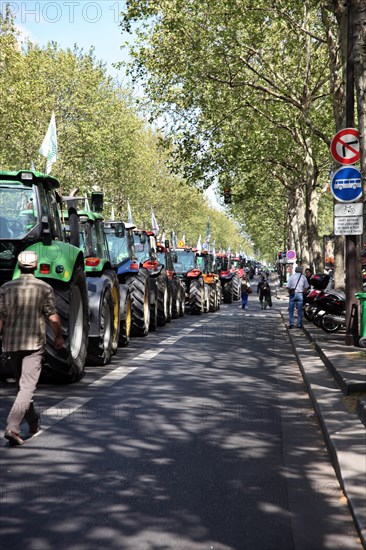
left=330, top=166, right=362, bottom=203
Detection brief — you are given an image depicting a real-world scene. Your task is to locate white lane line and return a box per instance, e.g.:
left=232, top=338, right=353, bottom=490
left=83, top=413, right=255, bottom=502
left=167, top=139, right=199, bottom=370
left=132, top=348, right=165, bottom=361
left=35, top=320, right=212, bottom=434
left=90, top=366, right=138, bottom=387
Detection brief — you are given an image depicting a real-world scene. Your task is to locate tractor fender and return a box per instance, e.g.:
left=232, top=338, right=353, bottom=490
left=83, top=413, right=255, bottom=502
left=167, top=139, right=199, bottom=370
left=87, top=275, right=112, bottom=337
left=119, top=283, right=130, bottom=321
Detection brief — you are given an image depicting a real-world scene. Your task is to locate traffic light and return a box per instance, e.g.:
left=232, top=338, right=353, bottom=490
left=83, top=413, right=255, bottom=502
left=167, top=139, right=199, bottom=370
left=224, top=187, right=232, bottom=204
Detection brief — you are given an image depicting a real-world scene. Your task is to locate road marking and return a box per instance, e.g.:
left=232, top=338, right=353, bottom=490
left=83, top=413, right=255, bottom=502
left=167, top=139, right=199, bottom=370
left=32, top=320, right=216, bottom=436
left=132, top=348, right=165, bottom=361
left=90, top=366, right=138, bottom=387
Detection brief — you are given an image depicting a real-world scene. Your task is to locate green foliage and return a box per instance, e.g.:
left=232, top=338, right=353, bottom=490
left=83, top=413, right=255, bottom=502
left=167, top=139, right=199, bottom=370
left=120, top=0, right=340, bottom=262
left=0, top=9, right=249, bottom=254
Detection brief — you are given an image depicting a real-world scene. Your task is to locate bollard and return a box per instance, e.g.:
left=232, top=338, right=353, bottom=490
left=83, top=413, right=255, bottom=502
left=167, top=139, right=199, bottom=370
left=355, top=292, right=366, bottom=348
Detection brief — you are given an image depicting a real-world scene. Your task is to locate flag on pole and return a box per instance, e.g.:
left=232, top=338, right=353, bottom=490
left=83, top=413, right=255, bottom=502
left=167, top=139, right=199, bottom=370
left=196, top=234, right=202, bottom=253
left=111, top=206, right=115, bottom=221
left=171, top=230, right=177, bottom=249
left=151, top=207, right=159, bottom=235
left=39, top=112, right=58, bottom=174
left=127, top=200, right=134, bottom=224
left=30, top=161, right=35, bottom=171
left=212, top=239, right=216, bottom=255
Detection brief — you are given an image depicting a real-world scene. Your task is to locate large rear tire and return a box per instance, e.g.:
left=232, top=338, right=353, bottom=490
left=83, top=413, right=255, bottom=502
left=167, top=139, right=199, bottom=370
left=209, top=285, right=217, bottom=312
left=104, top=269, right=120, bottom=354
left=179, top=286, right=185, bottom=317
left=157, top=274, right=169, bottom=326
left=127, top=270, right=150, bottom=337
left=222, top=280, right=233, bottom=303
left=232, top=275, right=241, bottom=301
left=119, top=291, right=132, bottom=347
left=87, top=286, right=113, bottom=366
left=189, top=278, right=204, bottom=315
left=44, top=263, right=88, bottom=383
left=172, top=279, right=180, bottom=319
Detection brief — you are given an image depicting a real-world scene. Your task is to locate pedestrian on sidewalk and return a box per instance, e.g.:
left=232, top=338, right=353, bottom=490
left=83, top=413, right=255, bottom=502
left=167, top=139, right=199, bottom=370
left=257, top=276, right=272, bottom=309
left=241, top=276, right=252, bottom=309
left=0, top=251, right=64, bottom=446
left=305, top=267, right=313, bottom=286
left=287, top=266, right=309, bottom=328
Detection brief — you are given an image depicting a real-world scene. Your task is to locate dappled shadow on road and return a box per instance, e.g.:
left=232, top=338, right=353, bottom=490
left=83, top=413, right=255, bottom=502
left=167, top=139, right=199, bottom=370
left=0, top=308, right=359, bottom=549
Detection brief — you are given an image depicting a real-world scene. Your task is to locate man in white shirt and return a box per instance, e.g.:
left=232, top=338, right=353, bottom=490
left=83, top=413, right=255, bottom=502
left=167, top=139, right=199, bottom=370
left=286, top=266, right=309, bottom=328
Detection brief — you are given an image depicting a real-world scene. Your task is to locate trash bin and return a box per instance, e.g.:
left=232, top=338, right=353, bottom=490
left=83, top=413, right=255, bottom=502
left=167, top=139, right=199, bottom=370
left=355, top=292, right=366, bottom=347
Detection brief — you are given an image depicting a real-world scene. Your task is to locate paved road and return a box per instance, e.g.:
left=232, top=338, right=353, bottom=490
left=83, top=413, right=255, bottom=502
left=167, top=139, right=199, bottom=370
left=0, top=300, right=362, bottom=549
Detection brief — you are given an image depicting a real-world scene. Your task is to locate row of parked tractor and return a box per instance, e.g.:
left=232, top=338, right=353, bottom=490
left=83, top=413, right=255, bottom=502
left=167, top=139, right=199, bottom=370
left=0, top=170, right=247, bottom=383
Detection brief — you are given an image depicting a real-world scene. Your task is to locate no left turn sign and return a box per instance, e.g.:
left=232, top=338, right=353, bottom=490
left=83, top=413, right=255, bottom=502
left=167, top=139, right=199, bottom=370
left=330, top=128, right=360, bottom=165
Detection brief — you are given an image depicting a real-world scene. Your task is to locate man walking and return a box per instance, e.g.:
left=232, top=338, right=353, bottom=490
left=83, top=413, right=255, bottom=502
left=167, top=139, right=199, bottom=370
left=287, top=265, right=309, bottom=328
left=0, top=251, right=64, bottom=446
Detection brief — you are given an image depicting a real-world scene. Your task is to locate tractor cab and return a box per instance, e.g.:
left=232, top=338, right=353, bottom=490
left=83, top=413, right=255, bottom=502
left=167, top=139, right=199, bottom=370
left=0, top=170, right=63, bottom=284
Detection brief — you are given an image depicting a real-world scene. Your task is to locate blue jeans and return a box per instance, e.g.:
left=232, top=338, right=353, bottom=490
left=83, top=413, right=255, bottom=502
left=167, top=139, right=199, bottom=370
left=288, top=293, right=304, bottom=326
left=241, top=292, right=249, bottom=308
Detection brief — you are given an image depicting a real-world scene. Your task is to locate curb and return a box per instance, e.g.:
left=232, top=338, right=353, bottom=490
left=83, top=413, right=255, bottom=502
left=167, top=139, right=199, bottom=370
left=281, top=311, right=366, bottom=548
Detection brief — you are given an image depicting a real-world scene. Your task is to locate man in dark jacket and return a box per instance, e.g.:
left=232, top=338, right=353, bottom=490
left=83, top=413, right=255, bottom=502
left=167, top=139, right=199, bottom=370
left=0, top=251, right=64, bottom=446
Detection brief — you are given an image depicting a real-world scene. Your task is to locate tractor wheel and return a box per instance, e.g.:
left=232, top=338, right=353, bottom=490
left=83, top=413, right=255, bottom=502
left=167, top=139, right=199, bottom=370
left=150, top=295, right=158, bottom=332
left=87, top=286, right=114, bottom=366
left=45, top=263, right=88, bottom=383
left=223, top=280, right=233, bottom=303
left=209, top=286, right=217, bottom=312
left=204, top=284, right=210, bottom=313
left=104, top=269, right=120, bottom=354
left=126, top=270, right=150, bottom=337
left=233, top=276, right=241, bottom=301
left=179, top=286, right=185, bottom=317
left=157, top=274, right=169, bottom=326
left=172, top=280, right=180, bottom=319
left=166, top=282, right=173, bottom=323
left=216, top=286, right=221, bottom=310
left=118, top=291, right=132, bottom=347
left=189, top=278, right=204, bottom=315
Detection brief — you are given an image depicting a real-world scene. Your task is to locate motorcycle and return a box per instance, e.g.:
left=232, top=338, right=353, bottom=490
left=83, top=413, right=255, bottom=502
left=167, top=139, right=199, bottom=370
left=312, top=288, right=346, bottom=333
left=303, top=274, right=330, bottom=325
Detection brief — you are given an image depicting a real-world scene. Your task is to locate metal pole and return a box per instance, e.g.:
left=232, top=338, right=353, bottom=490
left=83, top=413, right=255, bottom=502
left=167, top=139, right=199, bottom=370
left=345, top=0, right=358, bottom=345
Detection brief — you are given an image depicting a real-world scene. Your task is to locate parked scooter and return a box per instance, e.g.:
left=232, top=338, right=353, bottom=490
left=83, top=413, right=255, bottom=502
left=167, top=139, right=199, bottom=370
left=312, top=288, right=346, bottom=333
left=303, top=274, right=330, bottom=325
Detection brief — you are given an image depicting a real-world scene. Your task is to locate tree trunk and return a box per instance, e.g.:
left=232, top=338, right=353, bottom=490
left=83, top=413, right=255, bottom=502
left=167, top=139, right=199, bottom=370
left=352, top=0, right=366, bottom=242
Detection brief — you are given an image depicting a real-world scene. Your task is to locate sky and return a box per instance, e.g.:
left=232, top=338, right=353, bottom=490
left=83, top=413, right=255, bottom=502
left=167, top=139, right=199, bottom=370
left=4, top=0, right=129, bottom=80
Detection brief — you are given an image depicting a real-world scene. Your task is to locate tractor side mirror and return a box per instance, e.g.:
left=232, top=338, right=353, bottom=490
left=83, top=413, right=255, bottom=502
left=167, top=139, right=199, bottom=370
left=115, top=223, right=125, bottom=238
left=91, top=192, right=103, bottom=213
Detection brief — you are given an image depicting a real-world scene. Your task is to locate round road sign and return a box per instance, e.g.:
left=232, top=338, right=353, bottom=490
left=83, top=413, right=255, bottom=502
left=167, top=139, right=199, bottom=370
left=330, top=128, right=360, bottom=165
left=286, top=250, right=296, bottom=261
left=330, top=166, right=362, bottom=203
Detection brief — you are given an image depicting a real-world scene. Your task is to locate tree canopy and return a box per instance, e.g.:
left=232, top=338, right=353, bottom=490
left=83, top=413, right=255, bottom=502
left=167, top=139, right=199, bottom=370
left=0, top=8, right=250, bottom=255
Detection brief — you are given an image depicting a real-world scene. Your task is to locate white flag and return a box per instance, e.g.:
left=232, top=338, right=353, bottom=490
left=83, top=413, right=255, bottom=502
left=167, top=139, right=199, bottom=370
left=39, top=112, right=58, bottom=174
left=151, top=207, right=159, bottom=235
left=196, top=234, right=202, bottom=253
left=127, top=200, right=134, bottom=224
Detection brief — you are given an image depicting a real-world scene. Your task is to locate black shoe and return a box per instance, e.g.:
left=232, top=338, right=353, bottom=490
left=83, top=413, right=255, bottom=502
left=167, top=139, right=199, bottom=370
left=288, top=325, right=294, bottom=329
left=4, top=430, right=24, bottom=446
left=297, top=325, right=303, bottom=328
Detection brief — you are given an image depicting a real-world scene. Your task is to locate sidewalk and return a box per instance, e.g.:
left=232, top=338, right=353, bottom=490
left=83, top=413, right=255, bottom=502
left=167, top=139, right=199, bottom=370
left=274, top=284, right=366, bottom=548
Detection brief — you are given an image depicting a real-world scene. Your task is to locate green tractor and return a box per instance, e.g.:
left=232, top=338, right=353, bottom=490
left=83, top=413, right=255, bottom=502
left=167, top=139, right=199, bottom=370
left=0, top=170, right=88, bottom=382
left=62, top=194, right=131, bottom=365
